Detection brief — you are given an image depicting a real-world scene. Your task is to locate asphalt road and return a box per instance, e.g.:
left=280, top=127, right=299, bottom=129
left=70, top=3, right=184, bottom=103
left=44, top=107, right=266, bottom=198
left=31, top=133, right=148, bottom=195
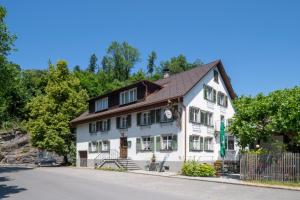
left=0, top=167, right=299, bottom=200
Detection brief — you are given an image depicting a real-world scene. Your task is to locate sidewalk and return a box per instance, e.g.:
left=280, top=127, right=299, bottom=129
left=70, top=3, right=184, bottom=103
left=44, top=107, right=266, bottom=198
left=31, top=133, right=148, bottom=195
left=129, top=170, right=300, bottom=191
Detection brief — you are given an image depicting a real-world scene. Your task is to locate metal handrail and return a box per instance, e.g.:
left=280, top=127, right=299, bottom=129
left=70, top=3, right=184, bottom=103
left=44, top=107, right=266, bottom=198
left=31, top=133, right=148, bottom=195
left=94, top=149, right=120, bottom=166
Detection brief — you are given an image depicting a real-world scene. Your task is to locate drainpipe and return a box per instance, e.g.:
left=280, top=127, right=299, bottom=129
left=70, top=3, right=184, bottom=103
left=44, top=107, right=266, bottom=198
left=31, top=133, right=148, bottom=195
left=183, top=104, right=187, bottom=162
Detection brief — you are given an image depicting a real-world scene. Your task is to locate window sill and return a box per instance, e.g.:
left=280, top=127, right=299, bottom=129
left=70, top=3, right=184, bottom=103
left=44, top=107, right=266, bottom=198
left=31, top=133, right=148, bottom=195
left=204, top=150, right=214, bottom=153
left=118, top=127, right=129, bottom=130
left=100, top=150, right=110, bottom=153
left=139, top=149, right=153, bottom=152
left=159, top=149, right=175, bottom=152
left=100, top=130, right=109, bottom=133
left=190, top=149, right=203, bottom=152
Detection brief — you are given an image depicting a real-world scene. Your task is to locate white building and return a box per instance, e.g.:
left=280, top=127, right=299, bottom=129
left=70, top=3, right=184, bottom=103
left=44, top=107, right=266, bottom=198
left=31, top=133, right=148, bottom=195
left=71, top=60, right=239, bottom=171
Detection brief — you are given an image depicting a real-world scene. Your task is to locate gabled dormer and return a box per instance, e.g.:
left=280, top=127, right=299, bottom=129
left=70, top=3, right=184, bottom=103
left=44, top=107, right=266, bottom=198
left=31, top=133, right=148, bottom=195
left=88, top=80, right=162, bottom=114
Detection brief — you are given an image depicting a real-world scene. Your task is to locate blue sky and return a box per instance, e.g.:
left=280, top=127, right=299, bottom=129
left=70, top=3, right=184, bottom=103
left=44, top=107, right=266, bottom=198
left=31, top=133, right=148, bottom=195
left=2, top=0, right=300, bottom=96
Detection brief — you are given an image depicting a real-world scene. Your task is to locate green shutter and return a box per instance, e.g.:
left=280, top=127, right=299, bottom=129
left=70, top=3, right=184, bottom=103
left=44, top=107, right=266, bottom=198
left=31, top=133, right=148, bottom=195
left=155, top=136, right=161, bottom=151
left=108, top=141, right=110, bottom=151
left=150, top=137, right=155, bottom=152
left=89, top=123, right=92, bottom=133
left=173, top=105, right=178, bottom=120
left=155, top=109, right=161, bottom=123
left=98, top=141, right=102, bottom=152
left=189, top=107, right=194, bottom=123
left=189, top=135, right=193, bottom=151
left=172, top=135, right=178, bottom=151
left=88, top=142, right=91, bottom=152
left=127, top=115, right=131, bottom=127
left=150, top=110, right=156, bottom=124
left=200, top=137, right=204, bottom=151
left=99, top=121, right=103, bottom=131
left=225, top=96, right=228, bottom=107
left=137, top=113, right=141, bottom=126
left=116, top=117, right=120, bottom=129
left=136, top=138, right=141, bottom=153
left=107, top=119, right=110, bottom=130
left=203, top=85, right=207, bottom=99
left=204, top=138, right=208, bottom=151
left=213, top=89, right=216, bottom=102
left=217, top=92, right=220, bottom=105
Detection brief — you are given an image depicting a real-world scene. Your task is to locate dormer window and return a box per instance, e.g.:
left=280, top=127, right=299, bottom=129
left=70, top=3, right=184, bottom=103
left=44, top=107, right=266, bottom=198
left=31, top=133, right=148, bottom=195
left=214, top=70, right=219, bottom=83
left=120, top=88, right=137, bottom=105
left=95, top=97, right=108, bottom=112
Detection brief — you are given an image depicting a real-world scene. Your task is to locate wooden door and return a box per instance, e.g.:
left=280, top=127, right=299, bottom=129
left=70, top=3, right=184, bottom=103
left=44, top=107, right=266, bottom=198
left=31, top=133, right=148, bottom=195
left=79, top=151, right=87, bottom=167
left=120, top=137, right=128, bottom=158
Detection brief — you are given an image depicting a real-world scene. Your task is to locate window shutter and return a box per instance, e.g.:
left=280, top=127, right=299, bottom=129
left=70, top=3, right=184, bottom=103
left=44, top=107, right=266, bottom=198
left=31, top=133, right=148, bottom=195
left=127, top=115, right=131, bottom=127
left=213, top=89, right=216, bottom=102
left=108, top=141, right=110, bottom=151
left=172, top=135, right=178, bottom=151
left=172, top=105, right=178, bottom=120
left=204, top=138, right=208, bottom=151
left=136, top=113, right=141, bottom=126
left=107, top=119, right=110, bottom=130
left=189, top=107, right=194, bottom=122
left=225, top=96, right=228, bottom=107
left=217, top=92, right=220, bottom=105
left=203, top=85, right=207, bottom=99
left=96, top=121, right=100, bottom=132
left=150, top=137, right=155, bottom=152
left=99, top=121, right=103, bottom=132
left=96, top=141, right=100, bottom=152
left=155, top=136, right=161, bottom=151
left=150, top=110, right=156, bottom=124
left=88, top=142, right=91, bottom=153
left=155, top=109, right=161, bottom=123
left=136, top=138, right=141, bottom=153
left=116, top=117, right=120, bottom=129
left=98, top=141, right=102, bottom=152
left=189, top=136, right=193, bottom=151
left=200, top=137, right=204, bottom=151
left=89, top=123, right=92, bottom=133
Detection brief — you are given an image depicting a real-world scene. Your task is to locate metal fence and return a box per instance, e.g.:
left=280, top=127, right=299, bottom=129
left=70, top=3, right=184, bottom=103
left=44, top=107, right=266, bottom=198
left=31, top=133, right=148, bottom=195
left=240, top=153, right=300, bottom=181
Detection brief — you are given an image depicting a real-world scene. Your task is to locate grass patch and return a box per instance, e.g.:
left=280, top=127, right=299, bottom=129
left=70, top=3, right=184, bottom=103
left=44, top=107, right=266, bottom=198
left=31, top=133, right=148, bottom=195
left=247, top=180, right=300, bottom=188
left=95, top=167, right=126, bottom=172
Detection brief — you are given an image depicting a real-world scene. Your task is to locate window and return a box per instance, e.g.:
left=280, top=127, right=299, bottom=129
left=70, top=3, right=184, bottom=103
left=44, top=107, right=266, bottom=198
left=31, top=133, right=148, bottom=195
left=88, top=141, right=98, bottom=153
left=95, top=97, right=108, bottom=112
left=120, top=116, right=127, bottom=128
left=227, top=136, right=235, bottom=150
left=141, top=112, right=150, bottom=125
left=142, top=137, right=151, bottom=151
left=89, top=122, right=97, bottom=134
left=120, top=88, right=137, bottom=105
left=204, top=85, right=216, bottom=102
left=101, top=141, right=110, bottom=152
left=117, top=115, right=131, bottom=129
left=200, top=111, right=214, bottom=127
left=217, top=92, right=228, bottom=107
left=160, top=108, right=173, bottom=123
left=189, top=107, right=200, bottom=124
left=214, top=70, right=219, bottom=83
left=190, top=135, right=204, bottom=151
left=162, top=135, right=173, bottom=150
left=204, top=137, right=213, bottom=151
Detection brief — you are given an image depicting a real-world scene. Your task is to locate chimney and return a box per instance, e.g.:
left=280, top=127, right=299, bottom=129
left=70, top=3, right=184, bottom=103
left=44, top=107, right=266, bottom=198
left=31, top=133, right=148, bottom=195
left=163, top=67, right=170, bottom=79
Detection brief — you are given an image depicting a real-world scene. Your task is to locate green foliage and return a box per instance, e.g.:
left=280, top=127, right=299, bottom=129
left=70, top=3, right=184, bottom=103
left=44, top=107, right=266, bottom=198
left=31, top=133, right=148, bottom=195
left=182, top=161, right=216, bottom=177
left=87, top=53, right=98, bottom=73
left=159, top=55, right=203, bottom=75
left=229, top=87, right=300, bottom=149
left=26, top=60, right=88, bottom=159
left=147, top=51, right=156, bottom=75
left=101, top=41, right=140, bottom=81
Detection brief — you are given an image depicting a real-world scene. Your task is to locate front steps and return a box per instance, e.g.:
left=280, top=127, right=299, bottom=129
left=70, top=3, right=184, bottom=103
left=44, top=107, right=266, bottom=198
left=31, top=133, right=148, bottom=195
left=95, top=158, right=140, bottom=171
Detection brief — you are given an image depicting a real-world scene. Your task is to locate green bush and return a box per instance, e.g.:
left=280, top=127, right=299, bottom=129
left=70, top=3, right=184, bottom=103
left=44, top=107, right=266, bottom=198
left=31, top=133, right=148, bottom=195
left=182, top=161, right=216, bottom=177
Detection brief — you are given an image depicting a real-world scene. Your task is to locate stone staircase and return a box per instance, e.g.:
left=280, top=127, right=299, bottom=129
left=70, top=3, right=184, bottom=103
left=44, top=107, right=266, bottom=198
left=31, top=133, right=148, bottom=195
left=117, top=159, right=140, bottom=170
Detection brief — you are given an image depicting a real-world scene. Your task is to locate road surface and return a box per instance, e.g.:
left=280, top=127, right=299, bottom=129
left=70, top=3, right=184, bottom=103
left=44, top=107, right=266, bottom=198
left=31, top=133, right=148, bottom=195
left=0, top=167, right=299, bottom=200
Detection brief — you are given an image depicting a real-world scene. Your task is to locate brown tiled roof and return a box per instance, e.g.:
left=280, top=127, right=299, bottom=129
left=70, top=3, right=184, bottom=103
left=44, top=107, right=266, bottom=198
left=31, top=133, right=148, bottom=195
left=71, top=59, right=236, bottom=125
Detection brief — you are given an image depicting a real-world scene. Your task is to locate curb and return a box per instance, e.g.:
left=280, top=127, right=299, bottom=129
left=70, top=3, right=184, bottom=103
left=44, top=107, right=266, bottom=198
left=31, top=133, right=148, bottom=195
left=128, top=171, right=300, bottom=191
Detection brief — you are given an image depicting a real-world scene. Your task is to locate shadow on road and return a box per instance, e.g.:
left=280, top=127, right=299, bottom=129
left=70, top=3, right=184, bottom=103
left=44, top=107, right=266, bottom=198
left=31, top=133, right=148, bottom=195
left=0, top=167, right=30, bottom=199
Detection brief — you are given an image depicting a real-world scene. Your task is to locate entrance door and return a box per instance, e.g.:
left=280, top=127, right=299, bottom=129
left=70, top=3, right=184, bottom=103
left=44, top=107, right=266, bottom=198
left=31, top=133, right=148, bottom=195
left=120, top=137, right=128, bottom=158
left=79, top=151, right=87, bottom=167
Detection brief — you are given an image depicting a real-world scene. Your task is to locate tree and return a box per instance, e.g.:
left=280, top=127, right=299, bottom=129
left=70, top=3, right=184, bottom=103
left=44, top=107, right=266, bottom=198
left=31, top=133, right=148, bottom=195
left=87, top=53, right=98, bottom=73
left=27, top=60, right=88, bottom=163
left=101, top=41, right=140, bottom=81
left=147, top=51, right=157, bottom=76
left=73, top=65, right=81, bottom=72
left=229, top=87, right=300, bottom=152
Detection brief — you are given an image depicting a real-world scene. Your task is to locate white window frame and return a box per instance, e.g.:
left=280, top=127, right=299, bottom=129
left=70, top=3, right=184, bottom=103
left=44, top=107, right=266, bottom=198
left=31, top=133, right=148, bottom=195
left=140, top=112, right=150, bottom=125
left=120, top=88, right=137, bottom=105
left=191, top=135, right=203, bottom=151
left=90, top=141, right=98, bottom=153
left=204, top=137, right=214, bottom=152
left=95, top=97, right=108, bottom=112
left=120, top=116, right=127, bottom=129
left=101, top=140, right=109, bottom=152
left=141, top=136, right=151, bottom=151
left=90, top=122, right=97, bottom=133
left=218, top=92, right=227, bottom=107
left=190, top=107, right=201, bottom=123
left=162, top=135, right=173, bottom=150
left=206, top=112, right=214, bottom=127
left=102, top=119, right=108, bottom=132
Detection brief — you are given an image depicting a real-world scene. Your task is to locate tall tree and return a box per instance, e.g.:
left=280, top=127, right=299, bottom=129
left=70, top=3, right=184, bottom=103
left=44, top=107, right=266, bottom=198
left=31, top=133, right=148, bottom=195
left=147, top=51, right=157, bottom=76
left=87, top=53, right=98, bottom=73
left=73, top=65, right=81, bottom=72
left=27, top=60, right=88, bottom=163
left=101, top=41, right=140, bottom=81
